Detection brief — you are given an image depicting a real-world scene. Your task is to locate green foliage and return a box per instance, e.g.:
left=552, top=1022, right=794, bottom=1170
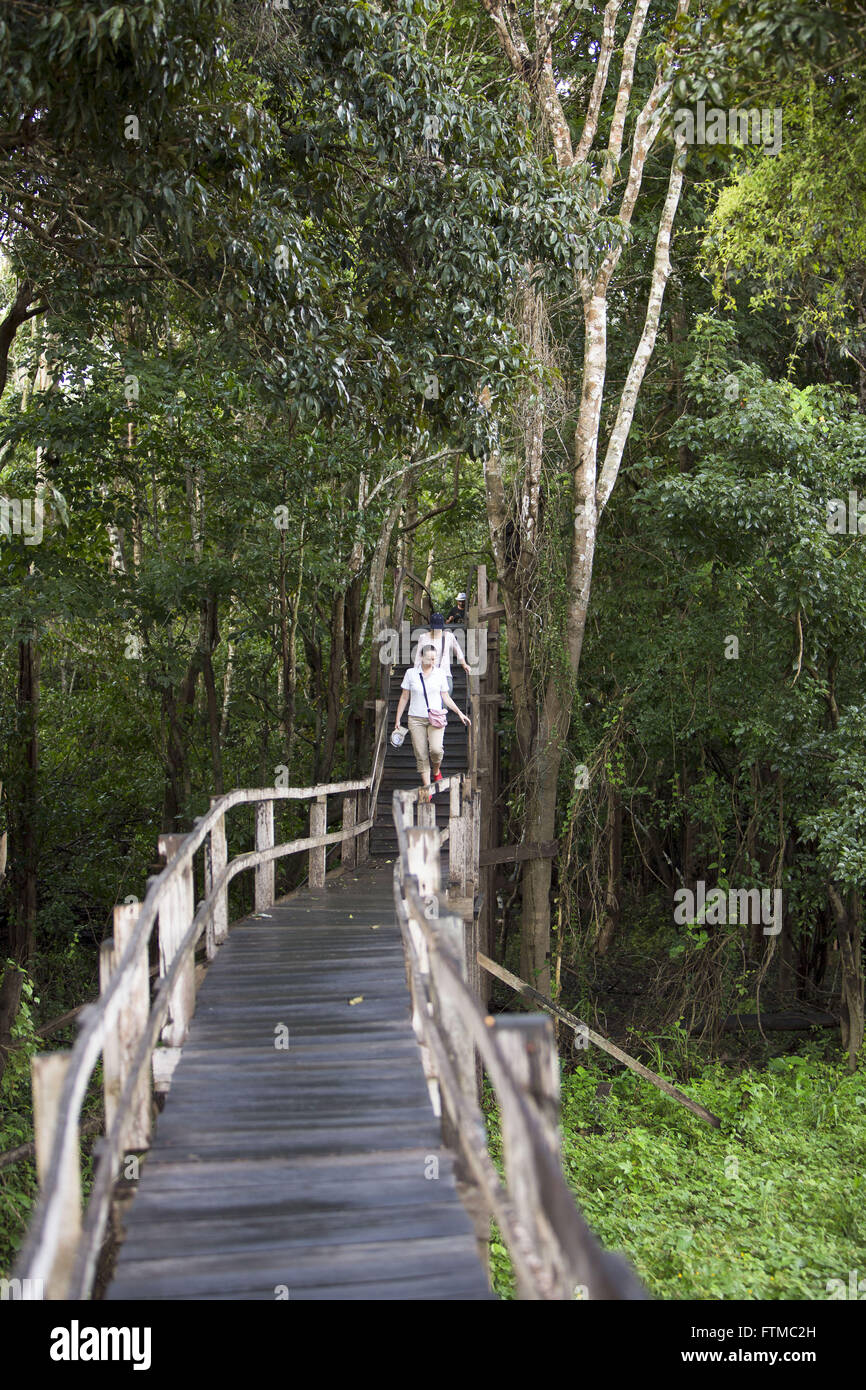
left=485, top=1052, right=866, bottom=1299
left=702, top=78, right=866, bottom=366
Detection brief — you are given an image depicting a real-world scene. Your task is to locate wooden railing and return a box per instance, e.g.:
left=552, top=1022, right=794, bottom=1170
left=14, top=701, right=391, bottom=1301
left=391, top=781, right=646, bottom=1301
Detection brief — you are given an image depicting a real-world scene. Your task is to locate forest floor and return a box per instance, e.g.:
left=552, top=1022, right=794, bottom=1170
left=487, top=912, right=865, bottom=1300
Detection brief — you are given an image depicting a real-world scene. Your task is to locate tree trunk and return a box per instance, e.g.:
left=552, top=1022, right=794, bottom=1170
left=828, top=885, right=864, bottom=1071
left=597, top=781, right=622, bottom=956
left=220, top=640, right=235, bottom=744
left=0, top=636, right=40, bottom=1085
left=200, top=596, right=223, bottom=796
left=301, top=606, right=324, bottom=778
left=343, top=574, right=363, bottom=774
left=321, top=591, right=345, bottom=782
left=479, top=0, right=689, bottom=1008
left=519, top=725, right=562, bottom=990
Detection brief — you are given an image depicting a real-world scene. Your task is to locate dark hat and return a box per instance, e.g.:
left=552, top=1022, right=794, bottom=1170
left=430, top=612, right=445, bottom=629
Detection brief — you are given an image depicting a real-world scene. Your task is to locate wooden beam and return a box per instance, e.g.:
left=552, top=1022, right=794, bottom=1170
left=31, top=1053, right=82, bottom=1298
left=205, top=804, right=228, bottom=956
left=480, top=841, right=558, bottom=867
left=309, top=794, right=327, bottom=890
left=254, top=799, right=275, bottom=910
left=111, top=903, right=151, bottom=1149
left=477, top=953, right=721, bottom=1129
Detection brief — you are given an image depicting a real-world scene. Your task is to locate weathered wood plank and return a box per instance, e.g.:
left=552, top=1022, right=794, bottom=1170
left=107, top=863, right=491, bottom=1301
left=31, top=1053, right=82, bottom=1300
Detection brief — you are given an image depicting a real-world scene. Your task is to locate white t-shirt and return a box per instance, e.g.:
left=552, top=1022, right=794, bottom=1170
left=401, top=666, right=448, bottom=720
left=412, top=629, right=465, bottom=677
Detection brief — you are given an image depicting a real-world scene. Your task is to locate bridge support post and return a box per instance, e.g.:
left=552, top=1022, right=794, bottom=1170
left=341, top=792, right=357, bottom=869
left=448, top=777, right=463, bottom=891
left=466, top=792, right=482, bottom=1011
left=395, top=790, right=415, bottom=833
left=255, top=799, right=275, bottom=910
left=408, top=827, right=476, bottom=1110
left=491, top=1015, right=567, bottom=1297
left=99, top=904, right=151, bottom=1152
left=99, top=938, right=121, bottom=1137
left=31, top=1052, right=82, bottom=1299
left=401, top=827, right=441, bottom=1116
left=206, top=804, right=228, bottom=957
left=447, top=781, right=483, bottom=1011
left=356, top=789, right=370, bottom=863
left=157, top=835, right=196, bottom=1050
left=309, top=793, right=327, bottom=890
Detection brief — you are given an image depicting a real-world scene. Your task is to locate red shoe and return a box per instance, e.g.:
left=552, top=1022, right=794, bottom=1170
left=433, top=769, right=443, bottom=783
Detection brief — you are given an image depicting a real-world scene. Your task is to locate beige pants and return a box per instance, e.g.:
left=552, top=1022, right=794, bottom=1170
left=407, top=714, right=444, bottom=780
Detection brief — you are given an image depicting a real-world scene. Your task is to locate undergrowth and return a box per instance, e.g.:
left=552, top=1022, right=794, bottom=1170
left=486, top=1047, right=866, bottom=1300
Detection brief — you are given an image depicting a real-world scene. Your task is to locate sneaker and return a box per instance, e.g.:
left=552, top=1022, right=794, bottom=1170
left=432, top=769, right=443, bottom=783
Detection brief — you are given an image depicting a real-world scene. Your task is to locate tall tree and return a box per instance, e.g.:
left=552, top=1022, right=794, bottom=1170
left=478, top=0, right=691, bottom=988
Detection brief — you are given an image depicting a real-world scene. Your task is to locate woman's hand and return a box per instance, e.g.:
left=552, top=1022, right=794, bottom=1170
left=461, top=712, right=471, bottom=726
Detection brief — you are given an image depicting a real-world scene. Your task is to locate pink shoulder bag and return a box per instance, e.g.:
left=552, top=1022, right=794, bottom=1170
left=419, top=673, right=447, bottom=728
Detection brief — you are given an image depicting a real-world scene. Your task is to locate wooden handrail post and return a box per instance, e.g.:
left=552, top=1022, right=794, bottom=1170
left=470, top=790, right=481, bottom=892
left=99, top=937, right=121, bottom=1137
left=157, top=835, right=195, bottom=1052
left=205, top=803, right=228, bottom=957
left=394, top=790, right=414, bottom=833
left=434, top=913, right=476, bottom=1106
left=32, top=1053, right=82, bottom=1299
left=100, top=905, right=152, bottom=1151
left=405, top=826, right=440, bottom=900
left=448, top=779, right=463, bottom=890
left=255, top=798, right=275, bottom=910
left=466, top=789, right=482, bottom=1007
left=461, top=786, right=473, bottom=898
left=113, top=902, right=151, bottom=1149
left=406, top=825, right=476, bottom=1110
left=494, top=1015, right=561, bottom=1158
left=492, top=1015, right=567, bottom=1298
left=309, top=793, right=327, bottom=890
left=357, top=788, right=370, bottom=863
left=341, top=792, right=357, bottom=869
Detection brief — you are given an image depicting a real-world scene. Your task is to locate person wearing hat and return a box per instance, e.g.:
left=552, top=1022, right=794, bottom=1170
left=412, top=611, right=469, bottom=695
left=446, top=592, right=467, bottom=625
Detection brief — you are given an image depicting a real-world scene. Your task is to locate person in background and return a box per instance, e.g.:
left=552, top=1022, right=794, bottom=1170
left=446, top=591, right=467, bottom=625
left=413, top=612, right=469, bottom=695
left=394, top=643, right=471, bottom=793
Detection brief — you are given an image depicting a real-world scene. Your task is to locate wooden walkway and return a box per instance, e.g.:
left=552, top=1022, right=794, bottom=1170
left=106, top=860, right=491, bottom=1300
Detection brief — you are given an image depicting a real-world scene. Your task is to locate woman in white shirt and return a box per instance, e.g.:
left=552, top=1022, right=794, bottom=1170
left=395, top=643, right=471, bottom=793
left=412, top=612, right=470, bottom=695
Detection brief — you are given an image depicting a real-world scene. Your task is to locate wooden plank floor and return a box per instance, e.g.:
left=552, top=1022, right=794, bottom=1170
left=107, top=862, right=492, bottom=1300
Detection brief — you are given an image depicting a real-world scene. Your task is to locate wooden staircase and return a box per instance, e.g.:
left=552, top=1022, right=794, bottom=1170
left=370, top=664, right=470, bottom=857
